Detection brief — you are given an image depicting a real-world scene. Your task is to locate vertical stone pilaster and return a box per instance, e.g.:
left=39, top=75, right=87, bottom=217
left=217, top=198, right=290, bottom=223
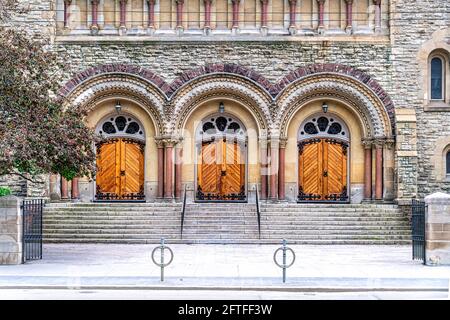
left=90, top=0, right=100, bottom=35
left=63, top=0, right=72, bottom=29
left=61, top=177, right=69, bottom=200
left=278, top=138, right=288, bottom=200
left=155, top=138, right=165, bottom=199
left=71, top=178, right=79, bottom=200
left=384, top=139, right=395, bottom=201
left=269, top=137, right=279, bottom=201
left=317, top=0, right=326, bottom=35
left=175, top=0, right=184, bottom=35
left=203, top=0, right=212, bottom=35
left=260, top=0, right=269, bottom=36
left=374, top=140, right=384, bottom=200
left=259, top=138, right=268, bottom=200
left=373, top=0, right=382, bottom=34
left=119, top=0, right=128, bottom=35
left=395, top=109, right=418, bottom=205
left=175, top=143, right=183, bottom=199
left=344, top=0, right=353, bottom=34
left=288, top=0, right=297, bottom=35
left=147, top=0, right=156, bottom=34
left=0, top=197, right=22, bottom=265
left=362, top=139, right=373, bottom=200
left=231, top=0, right=240, bottom=35
left=49, top=174, right=61, bottom=201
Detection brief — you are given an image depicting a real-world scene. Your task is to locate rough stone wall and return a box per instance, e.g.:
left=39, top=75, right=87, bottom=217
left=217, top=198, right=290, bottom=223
left=390, top=0, right=450, bottom=198
left=4, top=0, right=450, bottom=200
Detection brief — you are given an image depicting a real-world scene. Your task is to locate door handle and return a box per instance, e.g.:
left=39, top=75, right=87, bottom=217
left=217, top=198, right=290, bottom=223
left=323, top=171, right=328, bottom=177
left=120, top=170, right=126, bottom=176
left=221, top=170, right=226, bottom=176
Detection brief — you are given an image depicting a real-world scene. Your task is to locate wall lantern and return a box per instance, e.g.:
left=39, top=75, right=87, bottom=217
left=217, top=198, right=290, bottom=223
left=219, top=102, right=225, bottom=114
left=322, top=102, right=328, bottom=113
left=115, top=100, right=122, bottom=113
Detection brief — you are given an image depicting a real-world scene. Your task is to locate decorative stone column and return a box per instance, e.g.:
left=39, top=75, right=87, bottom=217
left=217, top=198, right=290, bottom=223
left=90, top=0, right=100, bottom=35
left=317, top=0, right=326, bottom=35
left=260, top=0, right=269, bottom=36
left=164, top=140, right=176, bottom=199
left=63, top=0, right=72, bottom=29
left=231, top=0, right=240, bottom=35
left=269, top=138, right=279, bottom=201
left=374, top=139, right=384, bottom=201
left=288, top=0, right=297, bottom=35
left=175, top=144, right=183, bottom=199
left=156, top=139, right=165, bottom=199
left=175, top=0, right=184, bottom=36
left=363, top=139, right=373, bottom=200
left=278, top=138, right=287, bottom=201
left=259, top=138, right=268, bottom=200
left=49, top=174, right=61, bottom=201
left=71, top=178, right=79, bottom=200
left=147, top=0, right=156, bottom=35
left=203, top=0, right=212, bottom=35
left=373, top=0, right=382, bottom=34
left=344, top=0, right=353, bottom=34
left=424, top=192, right=450, bottom=265
left=119, top=0, right=128, bottom=35
left=61, top=177, right=69, bottom=200
left=383, top=138, right=395, bottom=201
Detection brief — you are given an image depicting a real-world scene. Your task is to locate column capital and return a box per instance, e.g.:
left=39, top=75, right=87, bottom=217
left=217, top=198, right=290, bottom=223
left=373, top=137, right=387, bottom=148
left=288, top=0, right=297, bottom=4
left=279, top=137, right=288, bottom=149
left=175, top=0, right=185, bottom=4
left=119, top=0, right=128, bottom=4
left=373, top=0, right=381, bottom=5
left=231, top=0, right=241, bottom=4
left=147, top=0, right=156, bottom=4
left=64, top=0, right=72, bottom=4
left=260, top=0, right=269, bottom=4
left=361, top=138, right=373, bottom=149
left=156, top=136, right=183, bottom=147
left=91, top=0, right=100, bottom=4
left=344, top=0, right=353, bottom=4
left=316, top=0, right=326, bottom=4
left=203, top=0, right=212, bottom=3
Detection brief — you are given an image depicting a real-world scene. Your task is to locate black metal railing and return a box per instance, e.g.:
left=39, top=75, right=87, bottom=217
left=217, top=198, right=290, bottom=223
left=181, top=185, right=187, bottom=239
left=22, top=199, right=44, bottom=262
left=411, top=198, right=426, bottom=265
left=255, top=185, right=261, bottom=239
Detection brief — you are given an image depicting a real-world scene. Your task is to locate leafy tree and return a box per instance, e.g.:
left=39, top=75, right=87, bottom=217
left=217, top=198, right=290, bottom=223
left=0, top=1, right=98, bottom=181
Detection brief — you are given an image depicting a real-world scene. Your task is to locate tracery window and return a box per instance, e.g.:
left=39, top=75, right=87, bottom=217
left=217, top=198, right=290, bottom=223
left=298, top=115, right=349, bottom=141
left=197, top=115, right=246, bottom=142
left=96, top=115, right=145, bottom=140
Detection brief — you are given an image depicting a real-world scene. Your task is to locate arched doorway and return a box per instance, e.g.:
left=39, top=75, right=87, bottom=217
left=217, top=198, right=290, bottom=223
left=297, top=114, right=350, bottom=202
left=95, top=114, right=146, bottom=201
left=195, top=114, right=247, bottom=201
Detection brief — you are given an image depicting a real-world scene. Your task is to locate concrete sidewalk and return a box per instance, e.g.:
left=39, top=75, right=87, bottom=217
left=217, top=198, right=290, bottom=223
left=0, top=244, right=449, bottom=292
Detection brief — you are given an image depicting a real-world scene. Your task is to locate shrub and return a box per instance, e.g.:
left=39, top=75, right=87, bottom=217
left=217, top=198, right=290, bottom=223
left=0, top=186, right=11, bottom=197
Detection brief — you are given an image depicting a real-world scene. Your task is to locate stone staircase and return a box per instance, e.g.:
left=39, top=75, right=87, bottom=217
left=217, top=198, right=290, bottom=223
left=43, top=202, right=411, bottom=244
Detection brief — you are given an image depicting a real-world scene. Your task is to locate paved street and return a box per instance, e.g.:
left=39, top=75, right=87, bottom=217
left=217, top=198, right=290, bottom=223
left=0, top=244, right=449, bottom=299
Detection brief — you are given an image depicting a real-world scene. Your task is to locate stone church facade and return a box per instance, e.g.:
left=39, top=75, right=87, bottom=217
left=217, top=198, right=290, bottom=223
left=4, top=0, right=450, bottom=207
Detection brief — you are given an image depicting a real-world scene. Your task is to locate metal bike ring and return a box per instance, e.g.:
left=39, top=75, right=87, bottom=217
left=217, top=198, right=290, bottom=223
left=273, top=247, right=296, bottom=268
left=151, top=245, right=174, bottom=267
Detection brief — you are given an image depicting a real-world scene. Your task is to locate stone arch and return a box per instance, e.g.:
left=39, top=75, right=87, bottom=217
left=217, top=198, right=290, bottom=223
left=171, top=73, right=273, bottom=136
left=276, top=73, right=394, bottom=139
left=60, top=73, right=167, bottom=136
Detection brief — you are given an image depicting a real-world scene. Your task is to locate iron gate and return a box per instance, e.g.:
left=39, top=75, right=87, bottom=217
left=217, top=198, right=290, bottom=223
left=22, top=199, right=44, bottom=262
left=411, top=198, right=426, bottom=264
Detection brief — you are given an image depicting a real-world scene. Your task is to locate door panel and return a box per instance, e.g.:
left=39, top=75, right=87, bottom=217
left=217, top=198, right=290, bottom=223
left=299, top=140, right=323, bottom=200
left=96, top=138, right=145, bottom=200
left=197, top=139, right=245, bottom=200
left=299, top=138, right=348, bottom=202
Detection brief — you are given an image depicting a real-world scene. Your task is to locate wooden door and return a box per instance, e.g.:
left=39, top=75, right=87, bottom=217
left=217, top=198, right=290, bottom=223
left=298, top=138, right=348, bottom=201
left=197, top=139, right=245, bottom=200
left=96, top=138, right=145, bottom=200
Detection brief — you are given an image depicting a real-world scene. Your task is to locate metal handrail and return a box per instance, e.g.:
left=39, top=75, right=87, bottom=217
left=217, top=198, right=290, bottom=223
left=180, top=185, right=187, bottom=239
left=255, top=185, right=261, bottom=239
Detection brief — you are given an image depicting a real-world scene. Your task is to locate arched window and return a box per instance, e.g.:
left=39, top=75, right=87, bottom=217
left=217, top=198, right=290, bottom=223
left=430, top=56, right=444, bottom=100
left=446, top=151, right=450, bottom=176
left=96, top=114, right=145, bottom=141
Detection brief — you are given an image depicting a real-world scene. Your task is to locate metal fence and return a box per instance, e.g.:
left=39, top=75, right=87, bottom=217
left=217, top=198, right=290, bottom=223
left=411, top=198, right=426, bottom=265
left=22, top=199, right=44, bottom=262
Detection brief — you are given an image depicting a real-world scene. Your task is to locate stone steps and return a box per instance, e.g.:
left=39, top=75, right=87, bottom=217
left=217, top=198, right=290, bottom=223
left=42, top=202, right=411, bottom=244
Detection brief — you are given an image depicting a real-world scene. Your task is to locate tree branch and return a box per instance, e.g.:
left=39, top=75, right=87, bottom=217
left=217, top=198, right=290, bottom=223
left=3, top=171, right=45, bottom=184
